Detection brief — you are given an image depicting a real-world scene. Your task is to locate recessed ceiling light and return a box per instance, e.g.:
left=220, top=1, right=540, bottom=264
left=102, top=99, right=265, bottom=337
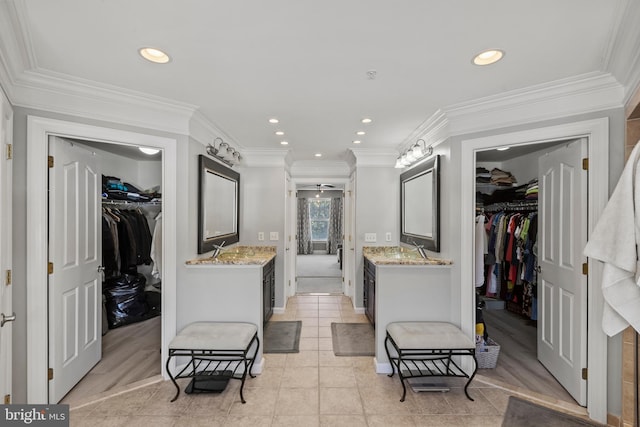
left=139, top=147, right=160, bottom=155
left=496, top=146, right=510, bottom=151
left=314, top=153, right=322, bottom=157
left=356, top=131, right=365, bottom=135
left=139, top=47, right=170, bottom=64
left=473, top=49, right=504, bottom=66
left=353, top=140, right=362, bottom=144
left=275, top=131, right=284, bottom=136
left=280, top=141, right=289, bottom=145
left=361, top=118, right=372, bottom=124
left=269, top=118, right=279, bottom=124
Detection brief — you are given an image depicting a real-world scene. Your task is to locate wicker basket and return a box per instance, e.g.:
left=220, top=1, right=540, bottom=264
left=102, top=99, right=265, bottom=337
left=476, top=337, right=500, bottom=369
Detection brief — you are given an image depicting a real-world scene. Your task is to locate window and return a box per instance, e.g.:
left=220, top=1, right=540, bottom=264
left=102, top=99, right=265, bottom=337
left=309, top=198, right=331, bottom=240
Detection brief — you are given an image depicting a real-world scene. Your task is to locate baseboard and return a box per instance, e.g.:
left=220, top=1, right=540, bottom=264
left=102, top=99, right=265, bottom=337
left=354, top=307, right=365, bottom=314
left=375, top=358, right=392, bottom=374
left=273, top=307, right=285, bottom=314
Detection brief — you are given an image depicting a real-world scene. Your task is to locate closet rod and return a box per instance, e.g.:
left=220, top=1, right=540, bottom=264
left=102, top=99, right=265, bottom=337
left=101, top=199, right=162, bottom=207
left=484, top=200, right=537, bottom=212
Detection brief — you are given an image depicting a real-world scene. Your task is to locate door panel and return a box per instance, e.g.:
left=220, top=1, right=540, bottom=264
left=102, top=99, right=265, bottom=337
left=49, top=137, right=101, bottom=403
left=537, top=138, right=587, bottom=406
left=0, top=93, right=12, bottom=402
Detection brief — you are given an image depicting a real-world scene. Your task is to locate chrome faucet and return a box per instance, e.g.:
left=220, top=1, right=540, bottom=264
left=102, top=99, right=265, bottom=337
left=411, top=240, right=428, bottom=259
left=211, top=241, right=226, bottom=259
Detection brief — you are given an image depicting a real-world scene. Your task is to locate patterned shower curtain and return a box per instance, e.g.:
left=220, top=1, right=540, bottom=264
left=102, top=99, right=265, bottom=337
left=297, top=198, right=312, bottom=254
left=327, top=196, right=343, bottom=254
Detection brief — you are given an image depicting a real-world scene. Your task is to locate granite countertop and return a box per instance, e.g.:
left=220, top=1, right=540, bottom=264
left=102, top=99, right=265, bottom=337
left=186, top=245, right=276, bottom=265
left=363, top=246, right=453, bottom=266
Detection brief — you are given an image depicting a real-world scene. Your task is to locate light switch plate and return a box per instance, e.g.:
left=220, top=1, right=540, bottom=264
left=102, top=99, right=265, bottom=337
left=258, top=232, right=265, bottom=241
left=270, top=231, right=279, bottom=241
left=364, top=233, right=377, bottom=242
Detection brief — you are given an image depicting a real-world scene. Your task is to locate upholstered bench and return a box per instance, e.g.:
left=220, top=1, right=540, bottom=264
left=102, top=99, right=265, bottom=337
left=166, top=322, right=259, bottom=403
left=384, top=322, right=477, bottom=402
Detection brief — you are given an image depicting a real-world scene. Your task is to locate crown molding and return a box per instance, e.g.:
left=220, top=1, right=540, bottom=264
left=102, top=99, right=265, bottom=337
left=604, top=0, right=640, bottom=102
left=189, top=110, right=241, bottom=148
left=349, top=148, right=397, bottom=167
left=240, top=149, right=289, bottom=167
left=405, top=72, right=624, bottom=147
left=288, top=160, right=351, bottom=177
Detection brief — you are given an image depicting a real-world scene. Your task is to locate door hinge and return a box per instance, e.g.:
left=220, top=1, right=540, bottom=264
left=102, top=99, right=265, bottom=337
left=48, top=368, right=54, bottom=381
left=582, top=263, right=588, bottom=275
left=582, top=367, right=588, bottom=380
left=48, top=155, right=54, bottom=168
left=3, top=394, right=10, bottom=404
left=582, top=158, right=588, bottom=170
left=6, top=144, right=12, bottom=160
left=48, top=262, right=54, bottom=275
left=5, top=269, right=10, bottom=286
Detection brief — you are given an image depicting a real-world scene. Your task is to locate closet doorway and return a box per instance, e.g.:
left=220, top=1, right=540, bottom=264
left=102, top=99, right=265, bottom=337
left=474, top=138, right=587, bottom=406
left=50, top=137, right=164, bottom=405
left=295, top=185, right=344, bottom=294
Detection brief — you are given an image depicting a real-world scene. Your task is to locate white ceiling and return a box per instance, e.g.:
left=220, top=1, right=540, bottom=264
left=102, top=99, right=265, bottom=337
left=1, top=0, right=637, bottom=162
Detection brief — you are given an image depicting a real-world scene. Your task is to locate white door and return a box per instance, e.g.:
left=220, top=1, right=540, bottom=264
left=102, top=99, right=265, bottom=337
left=0, top=93, right=13, bottom=403
left=537, top=138, right=588, bottom=405
left=48, top=137, right=102, bottom=403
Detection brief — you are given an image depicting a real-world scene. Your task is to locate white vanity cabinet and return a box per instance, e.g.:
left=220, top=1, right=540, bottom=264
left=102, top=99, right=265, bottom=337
left=362, top=248, right=454, bottom=373
left=182, top=247, right=276, bottom=373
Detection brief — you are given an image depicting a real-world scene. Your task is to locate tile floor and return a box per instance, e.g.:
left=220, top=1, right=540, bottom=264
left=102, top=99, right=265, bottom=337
left=67, top=295, right=569, bottom=426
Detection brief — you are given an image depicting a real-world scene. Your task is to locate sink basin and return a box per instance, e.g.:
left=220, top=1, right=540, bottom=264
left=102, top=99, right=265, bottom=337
left=216, top=250, right=256, bottom=260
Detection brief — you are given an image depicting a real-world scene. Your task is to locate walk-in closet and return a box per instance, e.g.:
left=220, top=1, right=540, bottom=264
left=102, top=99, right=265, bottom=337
left=56, top=138, right=163, bottom=405
left=474, top=139, right=585, bottom=405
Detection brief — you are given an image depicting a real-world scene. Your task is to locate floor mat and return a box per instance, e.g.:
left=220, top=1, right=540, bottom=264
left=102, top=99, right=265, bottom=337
left=331, top=322, right=374, bottom=356
left=501, top=396, right=600, bottom=427
left=263, top=321, right=302, bottom=353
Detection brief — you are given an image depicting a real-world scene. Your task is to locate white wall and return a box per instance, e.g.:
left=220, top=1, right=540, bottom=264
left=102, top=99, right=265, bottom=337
left=354, top=167, right=399, bottom=307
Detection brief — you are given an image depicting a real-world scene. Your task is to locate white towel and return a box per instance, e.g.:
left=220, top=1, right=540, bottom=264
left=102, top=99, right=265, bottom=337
left=584, top=143, right=640, bottom=336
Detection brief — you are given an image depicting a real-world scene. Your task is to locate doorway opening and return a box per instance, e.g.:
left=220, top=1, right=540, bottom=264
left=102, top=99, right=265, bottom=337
left=53, top=137, right=163, bottom=405
left=26, top=116, right=178, bottom=405
left=474, top=138, right=586, bottom=405
left=294, top=184, right=344, bottom=295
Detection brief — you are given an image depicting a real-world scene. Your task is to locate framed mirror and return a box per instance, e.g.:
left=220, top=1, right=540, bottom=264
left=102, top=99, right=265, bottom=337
left=400, top=155, right=440, bottom=252
left=198, top=154, right=240, bottom=254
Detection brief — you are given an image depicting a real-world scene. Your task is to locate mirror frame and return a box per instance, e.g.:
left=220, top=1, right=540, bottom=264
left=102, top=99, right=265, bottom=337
left=400, top=154, right=440, bottom=252
left=197, top=154, right=240, bottom=254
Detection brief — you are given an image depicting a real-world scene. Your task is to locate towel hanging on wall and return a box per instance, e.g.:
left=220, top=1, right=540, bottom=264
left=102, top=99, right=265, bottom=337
left=584, top=143, right=640, bottom=336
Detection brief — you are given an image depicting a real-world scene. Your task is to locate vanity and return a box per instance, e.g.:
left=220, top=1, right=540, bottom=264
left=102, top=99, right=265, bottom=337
left=362, top=246, right=454, bottom=373
left=183, top=246, right=276, bottom=373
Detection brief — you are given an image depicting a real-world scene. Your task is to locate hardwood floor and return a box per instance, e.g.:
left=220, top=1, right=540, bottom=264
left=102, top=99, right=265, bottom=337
left=60, top=315, right=161, bottom=406
left=479, top=307, right=576, bottom=405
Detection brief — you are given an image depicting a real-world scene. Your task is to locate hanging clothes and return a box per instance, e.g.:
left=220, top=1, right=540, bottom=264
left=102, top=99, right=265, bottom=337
left=101, top=207, right=154, bottom=278
left=475, top=214, right=487, bottom=287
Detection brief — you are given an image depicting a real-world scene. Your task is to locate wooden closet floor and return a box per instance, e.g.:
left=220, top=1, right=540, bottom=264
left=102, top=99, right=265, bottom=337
left=60, top=315, right=161, bottom=406
left=479, top=308, right=576, bottom=405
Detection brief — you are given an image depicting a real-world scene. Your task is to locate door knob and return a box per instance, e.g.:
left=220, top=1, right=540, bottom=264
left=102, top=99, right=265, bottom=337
left=97, top=265, right=105, bottom=272
left=1, top=312, right=16, bottom=327
left=536, top=265, right=541, bottom=273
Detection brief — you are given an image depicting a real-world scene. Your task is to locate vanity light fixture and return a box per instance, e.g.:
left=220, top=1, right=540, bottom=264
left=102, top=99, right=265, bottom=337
left=139, top=47, right=171, bottom=64
left=268, top=118, right=279, bottom=124
left=361, top=118, right=372, bottom=124
left=275, top=131, right=284, bottom=136
left=280, top=141, right=289, bottom=145
left=206, top=137, right=242, bottom=167
left=395, top=139, right=434, bottom=168
left=472, top=49, right=505, bottom=66
left=353, top=140, right=362, bottom=144
left=139, top=147, right=160, bottom=155
left=314, top=153, right=322, bottom=157
left=496, top=146, right=510, bottom=151
left=356, top=131, right=366, bottom=135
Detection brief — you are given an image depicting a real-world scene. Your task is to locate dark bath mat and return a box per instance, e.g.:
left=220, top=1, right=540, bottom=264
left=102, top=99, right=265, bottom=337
left=502, top=396, right=602, bottom=427
left=331, top=322, right=375, bottom=356
left=263, top=321, right=302, bottom=353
